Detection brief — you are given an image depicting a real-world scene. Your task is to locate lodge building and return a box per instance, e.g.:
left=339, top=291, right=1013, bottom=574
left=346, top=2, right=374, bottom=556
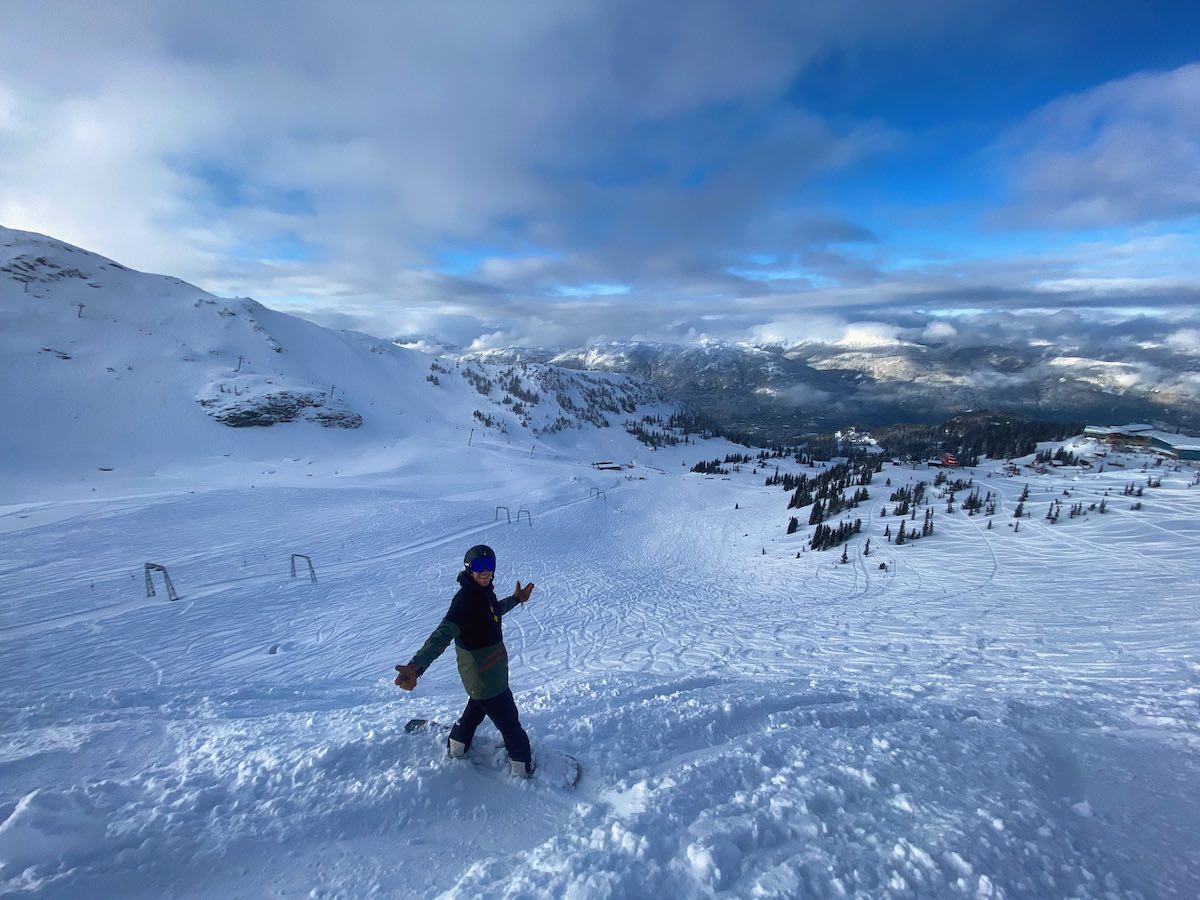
left=1083, top=424, right=1200, bottom=461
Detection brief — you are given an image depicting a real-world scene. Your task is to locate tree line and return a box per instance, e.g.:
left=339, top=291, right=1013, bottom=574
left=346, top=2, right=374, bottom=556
left=870, top=411, right=1078, bottom=463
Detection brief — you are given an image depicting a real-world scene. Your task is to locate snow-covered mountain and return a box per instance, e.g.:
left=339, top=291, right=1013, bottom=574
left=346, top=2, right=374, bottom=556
left=463, top=337, right=1200, bottom=440
left=464, top=341, right=856, bottom=440
left=4, top=225, right=1200, bottom=898
left=0, top=226, right=682, bottom=501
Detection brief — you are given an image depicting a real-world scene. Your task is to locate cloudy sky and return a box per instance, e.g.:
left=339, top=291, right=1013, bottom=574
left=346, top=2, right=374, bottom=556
left=2, top=1, right=1200, bottom=355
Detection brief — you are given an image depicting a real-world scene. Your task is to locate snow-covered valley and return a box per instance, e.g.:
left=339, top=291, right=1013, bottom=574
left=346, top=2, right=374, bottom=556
left=3, top=226, right=1200, bottom=898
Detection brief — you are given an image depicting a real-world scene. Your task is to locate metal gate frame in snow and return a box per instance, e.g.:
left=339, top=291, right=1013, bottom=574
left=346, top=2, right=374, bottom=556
left=290, top=554, right=317, bottom=583
left=144, top=563, right=180, bottom=601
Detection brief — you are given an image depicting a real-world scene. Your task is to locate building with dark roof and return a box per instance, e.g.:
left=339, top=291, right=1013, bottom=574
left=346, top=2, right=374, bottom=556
left=1085, top=425, right=1200, bottom=460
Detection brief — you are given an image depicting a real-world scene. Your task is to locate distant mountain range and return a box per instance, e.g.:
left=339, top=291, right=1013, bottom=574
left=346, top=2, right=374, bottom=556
left=5, top=222, right=1194, bottom=469
left=461, top=339, right=1200, bottom=442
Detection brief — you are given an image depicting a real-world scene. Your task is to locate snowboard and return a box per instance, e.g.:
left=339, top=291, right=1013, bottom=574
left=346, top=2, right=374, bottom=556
left=404, top=718, right=581, bottom=788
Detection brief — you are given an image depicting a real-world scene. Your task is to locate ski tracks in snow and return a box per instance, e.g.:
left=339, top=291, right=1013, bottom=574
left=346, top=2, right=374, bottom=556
left=3, top=455, right=1200, bottom=897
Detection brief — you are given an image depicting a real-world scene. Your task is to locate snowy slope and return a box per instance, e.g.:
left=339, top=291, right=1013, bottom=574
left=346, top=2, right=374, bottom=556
left=0, top=226, right=681, bottom=504
left=3, top=227, right=1200, bottom=898
left=2, top=432, right=1199, bottom=897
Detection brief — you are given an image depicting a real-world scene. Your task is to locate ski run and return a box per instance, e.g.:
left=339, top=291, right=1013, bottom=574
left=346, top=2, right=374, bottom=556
left=2, top=438, right=1199, bottom=898
left=2, top=225, right=1200, bottom=898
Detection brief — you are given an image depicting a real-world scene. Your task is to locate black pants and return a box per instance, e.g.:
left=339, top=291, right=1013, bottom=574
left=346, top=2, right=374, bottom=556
left=448, top=688, right=531, bottom=765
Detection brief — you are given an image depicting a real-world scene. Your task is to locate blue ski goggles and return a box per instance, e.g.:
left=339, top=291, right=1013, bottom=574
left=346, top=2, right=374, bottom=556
left=468, top=557, right=496, bottom=573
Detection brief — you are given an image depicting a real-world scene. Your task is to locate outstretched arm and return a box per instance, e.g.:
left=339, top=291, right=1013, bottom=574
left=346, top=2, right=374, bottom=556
left=394, top=618, right=460, bottom=690
left=500, top=581, right=535, bottom=615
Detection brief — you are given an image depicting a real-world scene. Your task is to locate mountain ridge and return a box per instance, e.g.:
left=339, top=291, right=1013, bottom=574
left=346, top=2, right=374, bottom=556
left=461, top=336, right=1200, bottom=441
left=0, top=225, right=687, bottom=502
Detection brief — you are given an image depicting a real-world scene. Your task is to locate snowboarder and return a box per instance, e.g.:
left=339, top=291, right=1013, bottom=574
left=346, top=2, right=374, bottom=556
left=393, top=545, right=537, bottom=777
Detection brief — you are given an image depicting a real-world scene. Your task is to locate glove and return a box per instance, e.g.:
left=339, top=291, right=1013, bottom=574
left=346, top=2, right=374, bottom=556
left=514, top=581, right=535, bottom=603
left=394, top=664, right=418, bottom=691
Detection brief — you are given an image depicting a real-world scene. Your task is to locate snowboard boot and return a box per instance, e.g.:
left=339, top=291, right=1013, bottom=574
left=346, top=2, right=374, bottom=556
left=447, top=737, right=467, bottom=759
left=509, top=758, right=534, bottom=779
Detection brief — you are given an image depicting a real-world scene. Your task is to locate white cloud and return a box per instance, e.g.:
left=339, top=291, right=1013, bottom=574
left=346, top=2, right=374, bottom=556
left=922, top=321, right=958, bottom=342
left=2, top=2, right=1198, bottom=371
left=746, top=314, right=851, bottom=346
left=836, top=323, right=903, bottom=348
left=775, top=383, right=833, bottom=406
left=999, top=62, right=1200, bottom=228
left=467, top=331, right=516, bottom=353
left=0, top=2, right=935, bottom=333
left=1164, top=328, right=1200, bottom=355
left=0, top=67, right=240, bottom=281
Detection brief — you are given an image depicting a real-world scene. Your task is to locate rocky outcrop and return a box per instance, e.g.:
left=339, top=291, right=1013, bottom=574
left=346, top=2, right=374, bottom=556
left=197, top=389, right=362, bottom=428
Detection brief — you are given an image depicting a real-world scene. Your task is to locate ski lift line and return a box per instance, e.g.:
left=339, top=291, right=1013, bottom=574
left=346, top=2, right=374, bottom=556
left=451, top=432, right=584, bottom=465
left=92, top=514, right=523, bottom=602
left=4, top=486, right=616, bottom=636
left=167, top=489, right=606, bottom=594
left=294, top=490, right=601, bottom=574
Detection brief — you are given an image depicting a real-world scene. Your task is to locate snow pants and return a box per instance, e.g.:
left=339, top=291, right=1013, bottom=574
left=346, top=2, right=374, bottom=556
left=449, top=687, right=532, bottom=765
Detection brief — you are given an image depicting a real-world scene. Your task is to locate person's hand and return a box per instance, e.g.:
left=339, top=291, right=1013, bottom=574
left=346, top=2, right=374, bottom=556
left=394, top=664, right=418, bottom=690
left=514, top=581, right=535, bottom=603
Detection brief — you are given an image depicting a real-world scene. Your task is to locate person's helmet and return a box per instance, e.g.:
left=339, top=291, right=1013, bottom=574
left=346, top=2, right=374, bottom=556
left=463, top=544, right=497, bottom=573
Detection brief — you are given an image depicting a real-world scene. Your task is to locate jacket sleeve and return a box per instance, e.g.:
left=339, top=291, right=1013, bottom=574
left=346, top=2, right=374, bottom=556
left=499, top=594, right=522, bottom=615
left=407, top=618, right=461, bottom=676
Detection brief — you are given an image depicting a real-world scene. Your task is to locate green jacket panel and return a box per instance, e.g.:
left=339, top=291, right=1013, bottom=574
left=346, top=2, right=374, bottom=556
left=454, top=640, right=510, bottom=700
left=407, top=582, right=523, bottom=701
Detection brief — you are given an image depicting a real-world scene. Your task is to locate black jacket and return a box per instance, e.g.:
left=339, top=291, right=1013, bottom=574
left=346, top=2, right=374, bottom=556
left=407, top=571, right=522, bottom=699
